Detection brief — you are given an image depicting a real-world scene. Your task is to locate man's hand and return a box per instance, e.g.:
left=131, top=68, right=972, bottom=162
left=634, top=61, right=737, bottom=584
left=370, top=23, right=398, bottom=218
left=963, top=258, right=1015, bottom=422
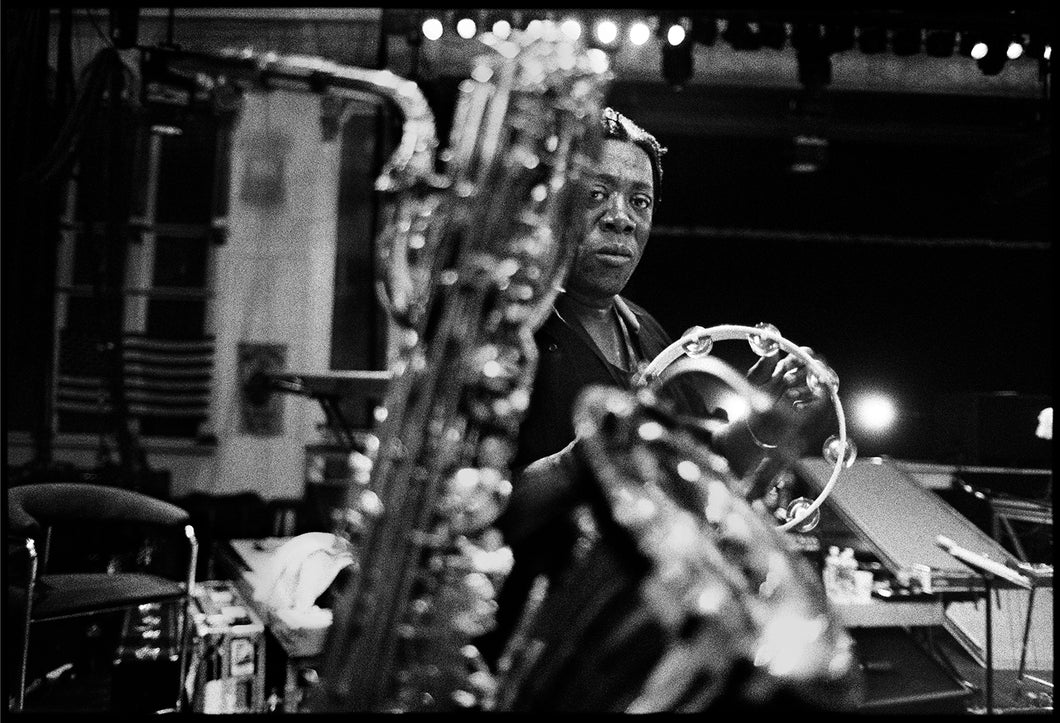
left=747, top=346, right=831, bottom=414
left=496, top=438, right=588, bottom=545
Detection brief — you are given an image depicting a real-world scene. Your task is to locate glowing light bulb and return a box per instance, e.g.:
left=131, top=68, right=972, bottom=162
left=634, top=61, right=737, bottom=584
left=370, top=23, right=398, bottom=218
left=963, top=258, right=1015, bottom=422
left=629, top=21, right=651, bottom=46
left=1045, top=45, right=1051, bottom=61
left=854, top=393, right=897, bottom=432
left=1007, top=41, right=1023, bottom=60
left=667, top=24, right=686, bottom=46
left=970, top=41, right=988, bottom=59
left=422, top=18, right=443, bottom=41
left=457, top=18, right=477, bottom=40
left=595, top=20, right=619, bottom=45
left=560, top=19, right=582, bottom=41
left=492, top=20, right=512, bottom=39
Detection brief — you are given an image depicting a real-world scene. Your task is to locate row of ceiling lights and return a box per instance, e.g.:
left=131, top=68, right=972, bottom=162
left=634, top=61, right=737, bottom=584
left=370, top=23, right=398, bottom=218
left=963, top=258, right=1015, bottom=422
left=411, top=12, right=1051, bottom=84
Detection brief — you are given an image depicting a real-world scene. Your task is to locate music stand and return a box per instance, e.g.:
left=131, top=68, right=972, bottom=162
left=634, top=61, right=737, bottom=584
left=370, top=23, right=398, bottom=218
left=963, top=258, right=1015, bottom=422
left=978, top=484, right=1053, bottom=696
left=936, top=535, right=1033, bottom=715
left=1014, top=562, right=1054, bottom=691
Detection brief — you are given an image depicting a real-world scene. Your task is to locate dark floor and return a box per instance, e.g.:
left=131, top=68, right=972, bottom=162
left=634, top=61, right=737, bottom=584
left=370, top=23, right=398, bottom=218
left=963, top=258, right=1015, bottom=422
left=11, top=620, right=1053, bottom=714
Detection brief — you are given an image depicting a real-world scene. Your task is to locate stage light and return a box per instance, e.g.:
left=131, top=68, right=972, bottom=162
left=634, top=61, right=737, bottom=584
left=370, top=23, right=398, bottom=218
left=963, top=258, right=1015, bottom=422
left=421, top=17, right=443, bottom=41
left=1046, top=45, right=1053, bottom=61
left=456, top=17, right=477, bottom=40
left=560, top=18, right=582, bottom=41
left=856, top=25, right=887, bottom=54
left=970, top=41, right=988, bottom=60
left=491, top=19, right=512, bottom=39
left=1007, top=40, right=1024, bottom=60
left=595, top=19, right=619, bottom=46
left=924, top=29, right=956, bottom=57
left=667, top=22, right=687, bottom=46
left=890, top=27, right=922, bottom=56
left=629, top=20, right=651, bottom=46
left=853, top=393, right=897, bottom=433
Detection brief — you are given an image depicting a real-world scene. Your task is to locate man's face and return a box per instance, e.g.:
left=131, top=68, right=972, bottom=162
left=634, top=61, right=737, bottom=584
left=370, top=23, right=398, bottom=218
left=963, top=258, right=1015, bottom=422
left=566, top=138, right=655, bottom=303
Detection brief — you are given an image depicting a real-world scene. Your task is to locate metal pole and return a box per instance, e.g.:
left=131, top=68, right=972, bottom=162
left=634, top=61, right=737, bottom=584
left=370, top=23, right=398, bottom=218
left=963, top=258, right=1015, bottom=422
left=984, top=573, right=994, bottom=715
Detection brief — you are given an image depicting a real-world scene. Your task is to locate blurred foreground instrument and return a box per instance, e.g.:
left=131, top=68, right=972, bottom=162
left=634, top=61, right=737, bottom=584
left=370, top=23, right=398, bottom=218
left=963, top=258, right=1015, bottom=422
left=498, top=359, right=861, bottom=712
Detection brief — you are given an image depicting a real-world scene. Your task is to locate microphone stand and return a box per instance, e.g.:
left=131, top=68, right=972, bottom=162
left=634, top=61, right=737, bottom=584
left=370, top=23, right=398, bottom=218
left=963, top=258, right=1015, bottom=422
left=935, top=535, right=1032, bottom=715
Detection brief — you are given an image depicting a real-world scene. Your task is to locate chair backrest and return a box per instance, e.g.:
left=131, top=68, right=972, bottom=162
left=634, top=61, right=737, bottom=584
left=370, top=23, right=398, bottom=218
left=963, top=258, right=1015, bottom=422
left=7, top=483, right=190, bottom=536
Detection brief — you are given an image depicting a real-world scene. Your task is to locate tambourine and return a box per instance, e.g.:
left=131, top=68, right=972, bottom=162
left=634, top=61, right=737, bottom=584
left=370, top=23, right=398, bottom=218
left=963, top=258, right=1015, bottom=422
left=636, top=322, right=856, bottom=533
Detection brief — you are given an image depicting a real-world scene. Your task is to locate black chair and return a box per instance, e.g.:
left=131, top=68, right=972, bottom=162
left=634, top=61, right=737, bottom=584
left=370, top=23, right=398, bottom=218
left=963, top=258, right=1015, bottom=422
left=6, top=483, right=198, bottom=712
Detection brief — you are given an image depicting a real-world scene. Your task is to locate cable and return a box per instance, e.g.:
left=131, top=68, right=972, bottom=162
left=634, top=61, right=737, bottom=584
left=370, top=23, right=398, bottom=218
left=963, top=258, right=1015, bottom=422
left=83, top=8, right=119, bottom=49
left=21, top=48, right=123, bottom=185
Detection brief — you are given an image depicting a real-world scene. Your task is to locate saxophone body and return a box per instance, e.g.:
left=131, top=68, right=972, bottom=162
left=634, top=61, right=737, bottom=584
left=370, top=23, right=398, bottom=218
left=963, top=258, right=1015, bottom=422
left=310, top=26, right=610, bottom=712
left=498, top=380, right=862, bottom=712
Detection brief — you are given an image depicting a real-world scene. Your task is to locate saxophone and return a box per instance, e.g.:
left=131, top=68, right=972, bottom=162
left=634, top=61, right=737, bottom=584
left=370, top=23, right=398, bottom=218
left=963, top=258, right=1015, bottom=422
left=311, top=26, right=610, bottom=712
left=152, top=33, right=608, bottom=711
left=497, top=362, right=861, bottom=712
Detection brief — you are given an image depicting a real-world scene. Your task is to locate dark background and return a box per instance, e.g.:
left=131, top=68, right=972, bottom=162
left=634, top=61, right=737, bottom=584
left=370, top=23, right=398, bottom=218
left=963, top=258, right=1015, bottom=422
left=612, top=87, right=1053, bottom=464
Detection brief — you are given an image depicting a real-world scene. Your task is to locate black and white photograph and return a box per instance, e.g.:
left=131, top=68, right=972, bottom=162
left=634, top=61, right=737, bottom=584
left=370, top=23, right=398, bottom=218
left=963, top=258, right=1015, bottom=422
left=3, top=6, right=1053, bottom=715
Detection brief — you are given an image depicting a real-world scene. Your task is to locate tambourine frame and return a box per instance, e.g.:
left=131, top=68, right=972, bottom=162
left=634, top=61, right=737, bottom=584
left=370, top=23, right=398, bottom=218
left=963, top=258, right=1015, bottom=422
left=640, top=324, right=849, bottom=533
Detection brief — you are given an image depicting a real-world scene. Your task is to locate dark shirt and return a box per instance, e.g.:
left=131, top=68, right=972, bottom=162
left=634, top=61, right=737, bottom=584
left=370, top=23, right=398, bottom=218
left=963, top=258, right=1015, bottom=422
left=479, top=293, right=675, bottom=667
left=510, top=294, right=675, bottom=470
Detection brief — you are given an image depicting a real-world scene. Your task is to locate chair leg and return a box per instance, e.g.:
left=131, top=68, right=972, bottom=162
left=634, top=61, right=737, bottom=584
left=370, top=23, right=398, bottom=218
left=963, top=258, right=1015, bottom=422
left=14, top=541, right=38, bottom=712
left=178, top=526, right=199, bottom=713
left=14, top=623, right=30, bottom=712
left=175, top=598, right=191, bottom=712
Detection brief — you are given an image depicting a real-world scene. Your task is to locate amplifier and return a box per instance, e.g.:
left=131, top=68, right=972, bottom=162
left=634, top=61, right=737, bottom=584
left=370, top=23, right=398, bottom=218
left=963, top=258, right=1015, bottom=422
left=852, top=627, right=973, bottom=714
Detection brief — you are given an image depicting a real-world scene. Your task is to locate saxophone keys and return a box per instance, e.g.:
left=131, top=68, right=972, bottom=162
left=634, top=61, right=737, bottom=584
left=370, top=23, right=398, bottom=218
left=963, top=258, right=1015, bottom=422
left=443, top=467, right=512, bottom=532
left=450, top=689, right=478, bottom=708
left=355, top=488, right=384, bottom=518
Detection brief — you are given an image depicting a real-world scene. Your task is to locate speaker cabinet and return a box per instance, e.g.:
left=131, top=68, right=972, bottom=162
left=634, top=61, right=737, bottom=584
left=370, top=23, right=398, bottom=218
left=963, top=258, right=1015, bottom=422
left=851, top=627, right=973, bottom=714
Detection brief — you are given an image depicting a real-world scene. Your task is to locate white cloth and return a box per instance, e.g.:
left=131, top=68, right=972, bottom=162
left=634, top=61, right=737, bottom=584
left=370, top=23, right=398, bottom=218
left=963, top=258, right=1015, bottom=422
left=256, top=532, right=355, bottom=612
left=1036, top=407, right=1052, bottom=441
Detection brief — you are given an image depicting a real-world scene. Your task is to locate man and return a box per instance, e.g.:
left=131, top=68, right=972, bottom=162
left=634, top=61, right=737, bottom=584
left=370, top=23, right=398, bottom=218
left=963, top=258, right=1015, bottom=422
left=478, top=107, right=824, bottom=671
